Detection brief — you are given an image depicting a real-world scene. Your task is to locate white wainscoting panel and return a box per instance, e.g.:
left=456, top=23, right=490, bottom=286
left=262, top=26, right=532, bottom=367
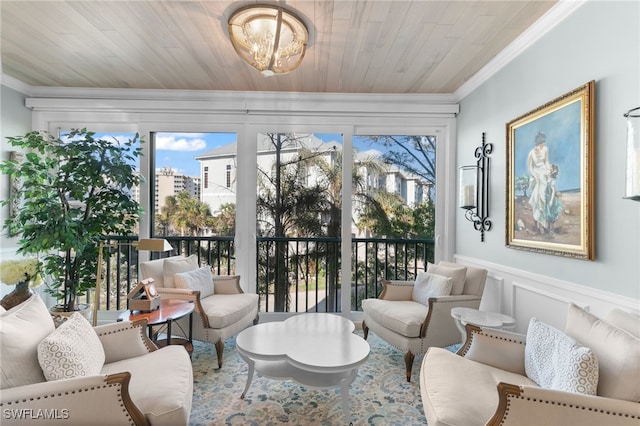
left=455, top=255, right=640, bottom=334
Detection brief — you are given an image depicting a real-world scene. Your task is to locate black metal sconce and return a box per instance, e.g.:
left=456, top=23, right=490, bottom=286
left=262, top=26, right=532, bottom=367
left=459, top=132, right=492, bottom=241
left=624, top=107, right=640, bottom=201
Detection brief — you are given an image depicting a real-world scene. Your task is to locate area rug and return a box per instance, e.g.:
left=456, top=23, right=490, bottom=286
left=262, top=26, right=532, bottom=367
left=188, top=330, right=431, bottom=426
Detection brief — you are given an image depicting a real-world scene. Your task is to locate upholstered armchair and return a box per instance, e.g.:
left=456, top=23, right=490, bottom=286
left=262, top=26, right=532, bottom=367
left=420, top=304, right=640, bottom=426
left=140, top=255, right=259, bottom=368
left=0, top=295, right=193, bottom=426
left=361, top=261, right=487, bottom=381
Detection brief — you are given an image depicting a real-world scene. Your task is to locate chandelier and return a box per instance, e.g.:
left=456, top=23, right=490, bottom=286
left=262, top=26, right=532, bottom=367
left=228, top=4, right=308, bottom=77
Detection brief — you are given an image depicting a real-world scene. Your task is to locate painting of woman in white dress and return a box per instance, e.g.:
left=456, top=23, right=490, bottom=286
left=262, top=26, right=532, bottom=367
left=506, top=81, right=594, bottom=259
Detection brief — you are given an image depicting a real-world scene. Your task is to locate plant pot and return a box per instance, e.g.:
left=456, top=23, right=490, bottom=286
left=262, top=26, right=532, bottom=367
left=0, top=281, right=34, bottom=310
left=50, top=303, right=93, bottom=327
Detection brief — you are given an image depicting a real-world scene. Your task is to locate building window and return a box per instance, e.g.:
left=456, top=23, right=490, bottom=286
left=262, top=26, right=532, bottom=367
left=226, top=165, right=231, bottom=188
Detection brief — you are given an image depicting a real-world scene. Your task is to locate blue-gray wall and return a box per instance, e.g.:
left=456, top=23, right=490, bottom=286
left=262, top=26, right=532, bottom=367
left=1, top=84, right=32, bottom=294
left=457, top=1, right=640, bottom=299
left=1, top=85, right=31, bottom=141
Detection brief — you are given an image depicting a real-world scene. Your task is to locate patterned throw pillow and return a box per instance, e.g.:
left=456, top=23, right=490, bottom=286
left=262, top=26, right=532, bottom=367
left=412, top=272, right=453, bottom=306
left=37, top=312, right=105, bottom=381
left=525, top=318, right=598, bottom=395
left=174, top=266, right=215, bottom=298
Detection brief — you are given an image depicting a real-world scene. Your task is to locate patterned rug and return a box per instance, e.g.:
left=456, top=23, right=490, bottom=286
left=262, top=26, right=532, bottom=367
left=188, top=330, right=436, bottom=426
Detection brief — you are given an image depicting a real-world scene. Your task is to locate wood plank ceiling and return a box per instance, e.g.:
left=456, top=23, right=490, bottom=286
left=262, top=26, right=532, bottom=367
left=1, top=1, right=556, bottom=94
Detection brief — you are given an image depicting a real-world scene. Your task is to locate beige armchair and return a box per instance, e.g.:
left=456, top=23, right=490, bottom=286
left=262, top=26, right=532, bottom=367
left=361, top=261, right=487, bottom=382
left=0, top=295, right=193, bottom=426
left=420, top=304, right=640, bottom=426
left=140, top=255, right=259, bottom=368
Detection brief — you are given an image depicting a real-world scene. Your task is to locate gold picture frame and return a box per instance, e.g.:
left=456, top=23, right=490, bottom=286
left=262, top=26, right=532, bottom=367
left=506, top=81, right=595, bottom=260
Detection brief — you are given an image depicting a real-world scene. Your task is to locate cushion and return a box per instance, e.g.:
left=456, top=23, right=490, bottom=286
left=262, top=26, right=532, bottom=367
left=174, top=266, right=215, bottom=298
left=162, top=255, right=199, bottom=288
left=140, top=255, right=184, bottom=287
left=565, top=303, right=640, bottom=401
left=200, top=293, right=260, bottom=329
left=37, top=312, right=105, bottom=381
left=101, top=345, right=193, bottom=425
left=525, top=318, right=598, bottom=395
left=439, top=261, right=487, bottom=296
left=421, top=347, right=538, bottom=426
left=412, top=272, right=452, bottom=305
left=380, top=280, right=414, bottom=300
left=427, top=262, right=467, bottom=295
left=0, top=295, right=55, bottom=389
left=605, top=309, right=640, bottom=338
left=212, top=276, right=242, bottom=295
left=361, top=298, right=429, bottom=338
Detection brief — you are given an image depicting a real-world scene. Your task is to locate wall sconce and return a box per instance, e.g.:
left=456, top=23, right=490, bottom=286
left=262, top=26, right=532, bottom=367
left=459, top=132, right=493, bottom=241
left=624, top=107, right=640, bottom=201
left=93, top=238, right=172, bottom=325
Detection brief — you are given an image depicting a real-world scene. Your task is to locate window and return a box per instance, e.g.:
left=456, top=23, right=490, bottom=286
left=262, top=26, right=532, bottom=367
left=152, top=132, right=237, bottom=237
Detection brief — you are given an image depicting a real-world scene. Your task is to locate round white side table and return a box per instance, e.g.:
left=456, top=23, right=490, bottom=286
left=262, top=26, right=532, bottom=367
left=450, top=307, right=516, bottom=343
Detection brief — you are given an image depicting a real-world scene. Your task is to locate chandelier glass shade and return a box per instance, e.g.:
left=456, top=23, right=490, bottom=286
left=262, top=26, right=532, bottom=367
left=228, top=4, right=308, bottom=77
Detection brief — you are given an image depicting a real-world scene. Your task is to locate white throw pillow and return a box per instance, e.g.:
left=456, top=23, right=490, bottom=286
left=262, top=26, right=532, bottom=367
left=427, top=262, right=467, bottom=295
left=37, top=312, right=105, bottom=381
left=0, top=295, right=55, bottom=389
left=565, top=303, right=640, bottom=401
left=174, top=266, right=215, bottom=298
left=412, top=272, right=453, bottom=306
left=525, top=318, right=598, bottom=395
left=162, top=254, right=199, bottom=288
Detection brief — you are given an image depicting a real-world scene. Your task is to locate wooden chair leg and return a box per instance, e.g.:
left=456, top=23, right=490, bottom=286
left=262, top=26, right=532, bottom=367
left=362, top=321, right=369, bottom=340
left=214, top=339, right=224, bottom=369
left=404, top=351, right=415, bottom=382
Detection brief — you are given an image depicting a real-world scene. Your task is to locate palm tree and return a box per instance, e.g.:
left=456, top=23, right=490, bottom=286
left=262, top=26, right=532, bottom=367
left=256, top=133, right=327, bottom=312
left=300, top=147, right=387, bottom=311
left=212, top=203, right=236, bottom=236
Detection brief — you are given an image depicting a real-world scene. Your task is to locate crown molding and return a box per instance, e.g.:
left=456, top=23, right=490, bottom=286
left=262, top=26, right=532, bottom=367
left=1, top=73, right=33, bottom=95
left=24, top=90, right=459, bottom=117
left=454, top=0, right=587, bottom=101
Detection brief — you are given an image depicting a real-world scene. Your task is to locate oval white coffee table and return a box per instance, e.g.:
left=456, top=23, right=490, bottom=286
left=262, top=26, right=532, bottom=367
left=236, top=313, right=370, bottom=424
left=451, top=307, right=516, bottom=342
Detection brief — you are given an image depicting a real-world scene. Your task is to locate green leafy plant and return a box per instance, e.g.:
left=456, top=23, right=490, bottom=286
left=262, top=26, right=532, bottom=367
left=0, top=129, right=143, bottom=312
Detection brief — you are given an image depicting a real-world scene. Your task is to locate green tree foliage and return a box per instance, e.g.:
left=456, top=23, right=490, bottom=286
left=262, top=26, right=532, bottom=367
left=0, top=129, right=143, bottom=311
left=211, top=203, right=236, bottom=236
left=155, top=191, right=213, bottom=236
left=367, top=135, right=436, bottom=186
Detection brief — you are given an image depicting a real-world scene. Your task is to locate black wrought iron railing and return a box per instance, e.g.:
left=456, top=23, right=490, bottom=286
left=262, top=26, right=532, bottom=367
left=96, top=236, right=434, bottom=313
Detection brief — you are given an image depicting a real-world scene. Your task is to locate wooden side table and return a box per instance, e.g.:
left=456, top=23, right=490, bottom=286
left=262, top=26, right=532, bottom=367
left=121, top=299, right=194, bottom=354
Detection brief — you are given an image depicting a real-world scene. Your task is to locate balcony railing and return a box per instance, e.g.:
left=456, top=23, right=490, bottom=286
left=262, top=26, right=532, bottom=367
left=96, top=236, right=434, bottom=313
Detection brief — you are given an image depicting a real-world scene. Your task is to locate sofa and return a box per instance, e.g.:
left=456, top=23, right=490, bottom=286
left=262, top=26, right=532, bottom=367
left=0, top=294, right=193, bottom=425
left=362, top=261, right=487, bottom=381
left=420, top=303, right=640, bottom=426
left=140, top=255, right=259, bottom=368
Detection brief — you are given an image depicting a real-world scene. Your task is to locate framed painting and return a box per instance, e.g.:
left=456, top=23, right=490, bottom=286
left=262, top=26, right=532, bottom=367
left=506, top=81, right=595, bottom=259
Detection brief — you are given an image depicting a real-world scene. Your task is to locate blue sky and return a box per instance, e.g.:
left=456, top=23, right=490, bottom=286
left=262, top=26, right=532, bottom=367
left=155, top=132, right=346, bottom=177
left=92, top=132, right=388, bottom=177
left=513, top=100, right=582, bottom=192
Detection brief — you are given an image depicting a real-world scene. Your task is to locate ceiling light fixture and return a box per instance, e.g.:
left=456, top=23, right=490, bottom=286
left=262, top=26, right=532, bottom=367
left=228, top=4, right=308, bottom=77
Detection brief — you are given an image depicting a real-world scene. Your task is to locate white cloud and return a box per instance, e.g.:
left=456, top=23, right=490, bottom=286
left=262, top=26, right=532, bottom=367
left=156, top=135, right=207, bottom=151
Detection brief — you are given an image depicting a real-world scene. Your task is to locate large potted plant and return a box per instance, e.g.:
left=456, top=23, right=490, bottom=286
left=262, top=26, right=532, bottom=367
left=0, top=128, right=143, bottom=316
